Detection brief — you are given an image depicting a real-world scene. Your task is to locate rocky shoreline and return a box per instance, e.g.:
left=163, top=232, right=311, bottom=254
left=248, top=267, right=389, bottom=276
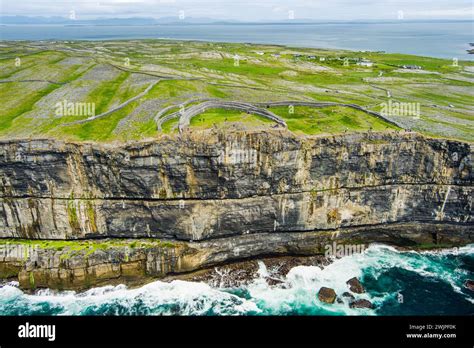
left=0, top=222, right=472, bottom=291
left=4, top=243, right=473, bottom=314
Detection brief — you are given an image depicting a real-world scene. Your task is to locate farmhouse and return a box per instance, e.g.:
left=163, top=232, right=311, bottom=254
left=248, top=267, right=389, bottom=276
left=357, top=59, right=374, bottom=67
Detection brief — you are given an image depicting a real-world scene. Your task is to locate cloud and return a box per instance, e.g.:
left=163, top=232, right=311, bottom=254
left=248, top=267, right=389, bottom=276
left=2, top=0, right=473, bottom=20
left=409, top=7, right=474, bottom=18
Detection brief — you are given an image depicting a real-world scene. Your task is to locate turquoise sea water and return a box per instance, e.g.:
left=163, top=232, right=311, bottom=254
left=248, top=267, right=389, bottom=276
left=1, top=22, right=473, bottom=60
left=0, top=244, right=473, bottom=316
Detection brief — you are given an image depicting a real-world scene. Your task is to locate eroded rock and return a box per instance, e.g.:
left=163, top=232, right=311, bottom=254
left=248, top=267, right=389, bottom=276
left=318, top=287, right=337, bottom=304
left=350, top=299, right=373, bottom=309
left=346, top=277, right=365, bottom=294
left=0, top=131, right=471, bottom=241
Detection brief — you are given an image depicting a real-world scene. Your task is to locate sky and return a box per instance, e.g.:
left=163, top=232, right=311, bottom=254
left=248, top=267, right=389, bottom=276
left=1, top=0, right=473, bottom=21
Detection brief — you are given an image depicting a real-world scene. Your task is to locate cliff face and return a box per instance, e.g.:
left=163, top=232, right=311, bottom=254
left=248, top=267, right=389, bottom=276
left=0, top=130, right=473, bottom=290
left=0, top=131, right=472, bottom=241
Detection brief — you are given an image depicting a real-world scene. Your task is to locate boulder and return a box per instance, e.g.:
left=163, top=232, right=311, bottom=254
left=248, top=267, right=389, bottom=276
left=350, top=299, right=373, bottom=309
left=346, top=277, right=365, bottom=294
left=464, top=279, right=474, bottom=291
left=318, top=287, right=337, bottom=304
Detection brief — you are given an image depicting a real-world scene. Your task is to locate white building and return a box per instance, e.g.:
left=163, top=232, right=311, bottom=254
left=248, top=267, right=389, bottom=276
left=358, top=60, right=374, bottom=67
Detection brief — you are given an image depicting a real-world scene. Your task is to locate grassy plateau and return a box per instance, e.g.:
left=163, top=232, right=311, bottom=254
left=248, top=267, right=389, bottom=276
left=0, top=39, right=472, bottom=142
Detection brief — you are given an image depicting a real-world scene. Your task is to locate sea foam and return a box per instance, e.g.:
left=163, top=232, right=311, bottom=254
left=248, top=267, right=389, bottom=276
left=0, top=244, right=472, bottom=316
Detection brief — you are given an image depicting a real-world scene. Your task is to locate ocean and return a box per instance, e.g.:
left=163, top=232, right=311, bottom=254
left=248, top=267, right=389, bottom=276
left=0, top=21, right=473, bottom=60
left=1, top=244, right=472, bottom=316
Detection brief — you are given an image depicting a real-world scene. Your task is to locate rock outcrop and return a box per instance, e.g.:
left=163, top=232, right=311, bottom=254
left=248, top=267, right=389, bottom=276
left=318, top=287, right=337, bottom=304
left=350, top=299, right=373, bottom=309
left=346, top=277, right=365, bottom=294
left=0, top=222, right=470, bottom=290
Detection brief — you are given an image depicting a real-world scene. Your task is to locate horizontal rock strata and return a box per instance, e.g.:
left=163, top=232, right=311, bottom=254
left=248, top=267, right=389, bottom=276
left=0, top=130, right=472, bottom=290
left=0, top=131, right=472, bottom=241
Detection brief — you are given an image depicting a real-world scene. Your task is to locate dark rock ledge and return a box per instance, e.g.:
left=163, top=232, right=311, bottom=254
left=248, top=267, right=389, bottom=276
left=0, top=222, right=472, bottom=291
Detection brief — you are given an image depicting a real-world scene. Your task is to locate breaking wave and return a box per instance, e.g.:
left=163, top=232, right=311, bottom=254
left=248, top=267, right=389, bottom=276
left=1, top=244, right=473, bottom=316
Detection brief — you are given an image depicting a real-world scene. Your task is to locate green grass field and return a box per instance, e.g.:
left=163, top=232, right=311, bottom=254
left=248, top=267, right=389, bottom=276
left=271, top=106, right=399, bottom=135
left=190, top=108, right=273, bottom=129
left=0, top=40, right=472, bottom=142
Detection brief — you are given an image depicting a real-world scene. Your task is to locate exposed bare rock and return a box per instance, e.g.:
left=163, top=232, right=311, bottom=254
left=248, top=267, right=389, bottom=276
left=0, top=131, right=471, bottom=241
left=318, top=287, right=337, bottom=304
left=350, top=299, right=373, bottom=309
left=346, top=277, right=365, bottom=294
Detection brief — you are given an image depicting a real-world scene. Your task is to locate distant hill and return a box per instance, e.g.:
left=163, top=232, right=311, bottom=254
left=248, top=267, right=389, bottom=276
left=0, top=16, right=235, bottom=25
left=2, top=16, right=471, bottom=26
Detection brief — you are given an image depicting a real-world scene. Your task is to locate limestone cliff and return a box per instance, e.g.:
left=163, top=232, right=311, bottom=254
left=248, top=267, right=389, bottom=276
left=1, top=131, right=472, bottom=240
left=0, top=130, right=472, bottom=289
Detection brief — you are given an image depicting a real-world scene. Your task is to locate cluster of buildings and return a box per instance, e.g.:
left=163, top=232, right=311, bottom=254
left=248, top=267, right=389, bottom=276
left=254, top=51, right=281, bottom=58
left=400, top=64, right=422, bottom=70
left=292, top=54, right=318, bottom=59
left=257, top=50, right=422, bottom=71
left=291, top=54, right=375, bottom=67
left=254, top=51, right=384, bottom=68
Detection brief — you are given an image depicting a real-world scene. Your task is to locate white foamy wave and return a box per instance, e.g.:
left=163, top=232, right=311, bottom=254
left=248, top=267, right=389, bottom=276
left=0, top=280, right=261, bottom=316
left=0, top=283, right=23, bottom=298
left=242, top=249, right=378, bottom=316
left=245, top=243, right=473, bottom=314
left=1, top=244, right=471, bottom=316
